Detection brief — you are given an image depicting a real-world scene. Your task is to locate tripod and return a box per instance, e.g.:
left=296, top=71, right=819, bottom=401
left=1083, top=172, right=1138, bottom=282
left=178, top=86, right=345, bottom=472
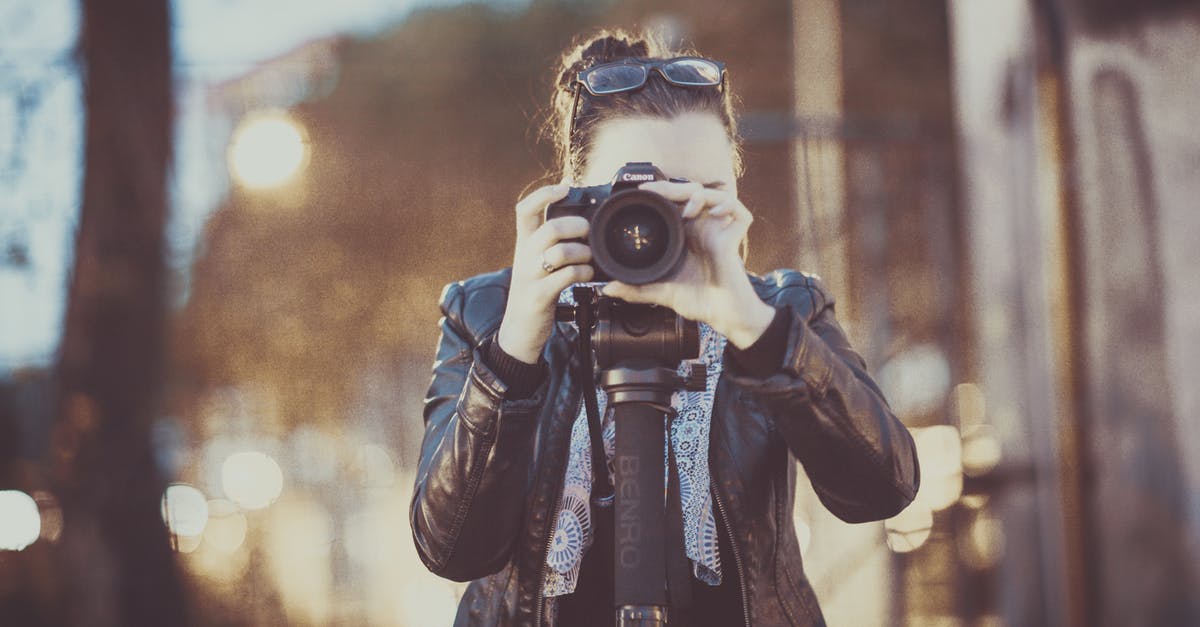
left=558, top=286, right=706, bottom=626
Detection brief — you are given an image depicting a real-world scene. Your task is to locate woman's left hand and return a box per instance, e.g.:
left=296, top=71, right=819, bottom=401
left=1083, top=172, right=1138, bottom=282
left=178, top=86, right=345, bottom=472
left=600, top=180, right=777, bottom=349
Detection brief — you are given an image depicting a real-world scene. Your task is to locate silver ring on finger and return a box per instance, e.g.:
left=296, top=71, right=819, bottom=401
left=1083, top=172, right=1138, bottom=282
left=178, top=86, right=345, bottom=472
left=540, top=251, right=555, bottom=274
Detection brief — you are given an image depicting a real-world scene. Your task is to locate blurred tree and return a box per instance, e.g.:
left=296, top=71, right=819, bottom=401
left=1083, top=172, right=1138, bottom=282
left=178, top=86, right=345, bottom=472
left=51, top=0, right=187, bottom=625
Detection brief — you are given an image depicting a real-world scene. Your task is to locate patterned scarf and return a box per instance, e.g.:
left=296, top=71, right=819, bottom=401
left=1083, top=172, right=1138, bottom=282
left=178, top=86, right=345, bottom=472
left=543, top=284, right=726, bottom=596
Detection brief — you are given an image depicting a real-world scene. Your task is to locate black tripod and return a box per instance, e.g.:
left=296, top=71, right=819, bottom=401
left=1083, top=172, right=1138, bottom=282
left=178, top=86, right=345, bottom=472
left=558, top=286, right=707, bottom=626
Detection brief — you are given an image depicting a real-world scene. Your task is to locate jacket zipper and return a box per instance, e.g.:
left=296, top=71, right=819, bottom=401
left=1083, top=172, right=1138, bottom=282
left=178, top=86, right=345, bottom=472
left=533, top=392, right=583, bottom=627
left=712, top=483, right=751, bottom=627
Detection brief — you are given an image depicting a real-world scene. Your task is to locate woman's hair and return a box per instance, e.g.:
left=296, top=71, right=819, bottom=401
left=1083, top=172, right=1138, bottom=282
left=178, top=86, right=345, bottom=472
left=546, top=29, right=743, bottom=183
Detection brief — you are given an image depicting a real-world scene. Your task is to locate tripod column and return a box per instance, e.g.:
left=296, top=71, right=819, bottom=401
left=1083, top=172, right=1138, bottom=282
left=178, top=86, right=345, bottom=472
left=604, top=366, right=681, bottom=627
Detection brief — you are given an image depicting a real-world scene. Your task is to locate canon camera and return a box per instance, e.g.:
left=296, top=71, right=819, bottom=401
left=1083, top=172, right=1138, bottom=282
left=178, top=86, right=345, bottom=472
left=545, top=162, right=686, bottom=285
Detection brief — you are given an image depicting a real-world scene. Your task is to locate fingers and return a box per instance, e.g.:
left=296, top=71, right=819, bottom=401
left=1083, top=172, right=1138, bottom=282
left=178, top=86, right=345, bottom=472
left=681, top=189, right=733, bottom=219
left=707, top=201, right=752, bottom=226
left=513, top=217, right=593, bottom=302
left=544, top=262, right=594, bottom=293
left=540, top=241, right=591, bottom=271
left=638, top=181, right=748, bottom=223
left=515, top=183, right=570, bottom=240
left=708, top=201, right=734, bottom=217
left=637, top=180, right=703, bottom=202
left=528, top=215, right=590, bottom=251
left=601, top=280, right=642, bottom=302
left=600, top=280, right=667, bottom=306
left=532, top=239, right=592, bottom=299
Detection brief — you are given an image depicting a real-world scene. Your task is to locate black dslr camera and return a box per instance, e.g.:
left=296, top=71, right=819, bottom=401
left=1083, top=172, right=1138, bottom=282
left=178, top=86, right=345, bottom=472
left=545, top=162, right=687, bottom=285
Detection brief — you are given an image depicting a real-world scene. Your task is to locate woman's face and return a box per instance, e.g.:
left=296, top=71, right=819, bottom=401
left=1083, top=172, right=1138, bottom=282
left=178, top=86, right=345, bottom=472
left=578, top=111, right=738, bottom=195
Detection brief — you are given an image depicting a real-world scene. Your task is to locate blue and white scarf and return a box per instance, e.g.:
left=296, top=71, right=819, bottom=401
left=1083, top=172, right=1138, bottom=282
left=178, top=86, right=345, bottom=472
left=543, top=284, right=726, bottom=597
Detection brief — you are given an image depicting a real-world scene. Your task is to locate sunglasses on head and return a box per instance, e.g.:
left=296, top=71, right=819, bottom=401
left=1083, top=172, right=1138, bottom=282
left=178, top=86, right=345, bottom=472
left=567, top=56, right=727, bottom=152
left=574, top=56, right=727, bottom=95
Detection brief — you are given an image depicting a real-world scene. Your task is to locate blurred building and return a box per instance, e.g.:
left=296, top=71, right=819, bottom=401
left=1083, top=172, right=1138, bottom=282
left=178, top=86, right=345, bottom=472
left=944, top=1, right=1200, bottom=625
left=788, top=1, right=1200, bottom=625
left=796, top=0, right=1200, bottom=619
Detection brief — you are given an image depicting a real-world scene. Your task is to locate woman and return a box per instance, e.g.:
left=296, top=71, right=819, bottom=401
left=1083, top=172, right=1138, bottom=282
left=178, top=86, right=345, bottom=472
left=411, top=30, right=920, bottom=626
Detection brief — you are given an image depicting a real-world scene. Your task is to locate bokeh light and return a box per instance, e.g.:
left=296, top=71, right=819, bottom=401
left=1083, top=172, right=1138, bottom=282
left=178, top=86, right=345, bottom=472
left=953, top=382, right=986, bottom=427
left=267, top=496, right=335, bottom=626
left=186, top=517, right=251, bottom=585
left=794, top=514, right=813, bottom=559
left=289, top=426, right=339, bottom=486
left=352, top=443, right=396, bottom=488
left=33, top=491, right=64, bottom=543
left=960, top=508, right=1005, bottom=570
left=962, top=424, right=1002, bottom=476
left=228, top=110, right=309, bottom=189
left=0, top=490, right=41, bottom=551
left=161, top=483, right=209, bottom=537
left=221, top=450, right=284, bottom=510
left=346, top=505, right=393, bottom=567
left=396, top=578, right=459, bottom=627
left=877, top=344, right=952, bottom=419
left=203, top=498, right=248, bottom=553
left=175, top=533, right=203, bottom=554
left=960, top=494, right=989, bottom=510
left=885, top=502, right=934, bottom=553
left=912, top=425, right=964, bottom=511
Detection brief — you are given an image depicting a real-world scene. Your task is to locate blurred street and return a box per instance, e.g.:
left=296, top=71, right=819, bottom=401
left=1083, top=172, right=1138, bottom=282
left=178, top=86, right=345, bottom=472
left=1, top=0, right=1198, bottom=625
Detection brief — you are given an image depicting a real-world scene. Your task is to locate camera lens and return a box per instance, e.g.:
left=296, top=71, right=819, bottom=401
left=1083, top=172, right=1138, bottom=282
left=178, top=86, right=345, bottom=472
left=605, top=203, right=669, bottom=269
left=589, top=190, right=686, bottom=284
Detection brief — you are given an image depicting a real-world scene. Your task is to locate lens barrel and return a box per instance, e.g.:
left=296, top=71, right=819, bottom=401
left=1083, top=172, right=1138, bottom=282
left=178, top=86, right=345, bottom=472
left=589, top=189, right=686, bottom=285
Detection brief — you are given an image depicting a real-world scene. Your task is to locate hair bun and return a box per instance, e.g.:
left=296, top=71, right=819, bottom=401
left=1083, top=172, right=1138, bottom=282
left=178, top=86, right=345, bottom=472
left=579, top=35, right=651, bottom=64
left=557, top=32, right=654, bottom=92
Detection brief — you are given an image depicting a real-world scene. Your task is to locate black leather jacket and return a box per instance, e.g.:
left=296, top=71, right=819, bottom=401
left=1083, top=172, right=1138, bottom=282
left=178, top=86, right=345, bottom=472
left=411, top=267, right=920, bottom=626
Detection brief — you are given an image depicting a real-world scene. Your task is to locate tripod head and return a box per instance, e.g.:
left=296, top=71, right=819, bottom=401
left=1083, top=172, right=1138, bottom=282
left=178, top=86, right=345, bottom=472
left=556, top=285, right=706, bottom=384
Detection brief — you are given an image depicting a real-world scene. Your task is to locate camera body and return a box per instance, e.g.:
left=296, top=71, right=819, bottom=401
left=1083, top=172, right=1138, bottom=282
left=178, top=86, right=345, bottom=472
left=545, top=162, right=686, bottom=285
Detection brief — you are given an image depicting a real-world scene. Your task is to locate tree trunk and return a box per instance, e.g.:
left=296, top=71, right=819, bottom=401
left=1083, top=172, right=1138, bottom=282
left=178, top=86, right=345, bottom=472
left=52, top=0, right=187, bottom=624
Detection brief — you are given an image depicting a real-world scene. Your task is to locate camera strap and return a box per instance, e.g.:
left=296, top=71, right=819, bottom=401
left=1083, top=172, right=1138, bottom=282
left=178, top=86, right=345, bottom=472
left=573, top=286, right=614, bottom=507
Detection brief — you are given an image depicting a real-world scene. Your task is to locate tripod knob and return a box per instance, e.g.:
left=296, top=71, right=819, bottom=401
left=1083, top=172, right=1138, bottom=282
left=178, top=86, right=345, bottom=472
left=681, top=318, right=700, bottom=358
left=684, top=363, right=707, bottom=391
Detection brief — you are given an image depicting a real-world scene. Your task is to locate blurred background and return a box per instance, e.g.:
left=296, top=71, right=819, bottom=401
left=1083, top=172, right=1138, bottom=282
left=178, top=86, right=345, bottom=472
left=1, top=0, right=1198, bottom=625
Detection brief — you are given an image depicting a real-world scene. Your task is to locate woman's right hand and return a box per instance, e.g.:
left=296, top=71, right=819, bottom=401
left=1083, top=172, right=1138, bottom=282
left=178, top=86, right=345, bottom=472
left=496, top=183, right=595, bottom=364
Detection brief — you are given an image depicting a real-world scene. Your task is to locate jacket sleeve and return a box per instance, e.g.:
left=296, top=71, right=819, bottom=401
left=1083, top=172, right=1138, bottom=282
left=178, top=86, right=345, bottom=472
left=726, top=276, right=920, bottom=523
left=410, top=281, right=547, bottom=581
